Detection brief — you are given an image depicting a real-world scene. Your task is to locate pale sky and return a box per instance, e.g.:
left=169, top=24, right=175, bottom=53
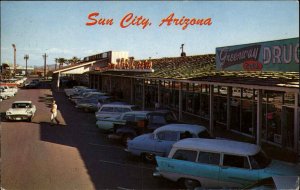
left=1, top=1, right=299, bottom=67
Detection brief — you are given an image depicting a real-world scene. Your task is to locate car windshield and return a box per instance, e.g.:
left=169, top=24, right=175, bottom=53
left=12, top=103, right=31, bottom=108
left=249, top=150, right=272, bottom=169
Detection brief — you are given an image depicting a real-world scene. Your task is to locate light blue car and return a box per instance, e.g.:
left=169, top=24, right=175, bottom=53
left=154, top=138, right=300, bottom=189
left=126, top=124, right=212, bottom=162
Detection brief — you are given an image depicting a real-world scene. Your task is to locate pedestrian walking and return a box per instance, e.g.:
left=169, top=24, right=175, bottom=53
left=50, top=100, right=60, bottom=125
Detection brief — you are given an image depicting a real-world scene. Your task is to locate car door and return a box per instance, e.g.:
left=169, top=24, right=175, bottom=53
left=154, top=131, right=178, bottom=156
left=219, top=154, right=259, bottom=187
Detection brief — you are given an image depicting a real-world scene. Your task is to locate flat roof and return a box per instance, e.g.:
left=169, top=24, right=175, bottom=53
left=90, top=54, right=299, bottom=89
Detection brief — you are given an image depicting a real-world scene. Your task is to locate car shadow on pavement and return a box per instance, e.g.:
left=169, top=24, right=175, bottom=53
left=38, top=90, right=179, bottom=189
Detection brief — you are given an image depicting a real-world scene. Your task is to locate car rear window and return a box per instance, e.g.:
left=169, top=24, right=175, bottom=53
left=197, top=130, right=212, bottom=139
left=249, top=151, right=271, bottom=169
left=173, top=150, right=197, bottom=162
left=223, top=154, right=250, bottom=169
left=100, top=107, right=114, bottom=112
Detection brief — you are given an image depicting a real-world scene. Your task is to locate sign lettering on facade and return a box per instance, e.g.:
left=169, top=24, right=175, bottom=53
left=216, top=38, right=299, bottom=72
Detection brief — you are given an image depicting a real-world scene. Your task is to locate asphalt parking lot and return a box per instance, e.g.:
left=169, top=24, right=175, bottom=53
left=0, top=82, right=178, bottom=190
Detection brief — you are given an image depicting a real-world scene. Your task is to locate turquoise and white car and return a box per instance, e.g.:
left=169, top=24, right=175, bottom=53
left=154, top=138, right=300, bottom=189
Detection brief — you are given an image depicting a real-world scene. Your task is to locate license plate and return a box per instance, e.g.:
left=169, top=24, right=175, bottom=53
left=15, top=118, right=21, bottom=120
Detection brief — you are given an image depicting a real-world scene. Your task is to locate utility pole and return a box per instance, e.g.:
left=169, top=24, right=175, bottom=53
left=24, top=54, right=29, bottom=76
left=12, top=44, right=16, bottom=75
left=43, top=53, right=48, bottom=80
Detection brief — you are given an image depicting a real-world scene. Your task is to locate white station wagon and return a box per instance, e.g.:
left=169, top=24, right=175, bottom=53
left=6, top=101, right=36, bottom=121
left=154, top=138, right=300, bottom=189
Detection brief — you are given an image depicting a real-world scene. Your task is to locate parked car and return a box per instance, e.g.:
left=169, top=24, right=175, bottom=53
left=95, top=104, right=139, bottom=121
left=126, top=124, right=212, bottom=162
left=0, top=85, right=18, bottom=95
left=0, top=87, right=15, bottom=99
left=6, top=101, right=36, bottom=121
left=69, top=88, right=98, bottom=99
left=99, top=111, right=153, bottom=133
left=69, top=90, right=102, bottom=102
left=153, top=138, right=300, bottom=189
left=109, top=110, right=178, bottom=143
left=71, top=92, right=107, bottom=104
left=75, top=96, right=111, bottom=112
left=64, top=86, right=88, bottom=97
left=24, top=81, right=39, bottom=89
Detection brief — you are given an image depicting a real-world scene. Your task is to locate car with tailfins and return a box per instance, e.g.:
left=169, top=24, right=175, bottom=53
left=95, top=104, right=139, bottom=123
left=153, top=138, right=300, bottom=189
left=108, top=110, right=178, bottom=144
left=126, top=124, right=212, bottom=162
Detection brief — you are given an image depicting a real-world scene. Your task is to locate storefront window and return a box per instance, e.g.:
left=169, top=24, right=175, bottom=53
left=230, top=97, right=241, bottom=131
left=214, top=96, right=227, bottom=124
left=260, top=91, right=283, bottom=145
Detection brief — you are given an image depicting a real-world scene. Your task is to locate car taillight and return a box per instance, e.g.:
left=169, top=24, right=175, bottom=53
left=137, top=120, right=145, bottom=128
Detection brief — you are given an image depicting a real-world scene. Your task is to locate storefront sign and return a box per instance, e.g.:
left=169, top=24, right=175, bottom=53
left=216, top=38, right=299, bottom=71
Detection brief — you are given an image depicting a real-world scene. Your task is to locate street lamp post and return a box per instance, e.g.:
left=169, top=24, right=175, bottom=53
left=24, top=54, right=29, bottom=76
left=12, top=44, right=16, bottom=75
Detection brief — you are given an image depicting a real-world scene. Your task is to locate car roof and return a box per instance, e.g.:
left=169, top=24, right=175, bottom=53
left=13, top=101, right=32, bottom=104
left=154, top=124, right=207, bottom=134
left=122, top=111, right=152, bottom=115
left=101, top=104, right=136, bottom=108
left=172, top=138, right=260, bottom=156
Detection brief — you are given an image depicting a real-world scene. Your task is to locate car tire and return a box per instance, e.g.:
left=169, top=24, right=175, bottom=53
left=180, top=178, right=201, bottom=190
left=142, top=153, right=155, bottom=163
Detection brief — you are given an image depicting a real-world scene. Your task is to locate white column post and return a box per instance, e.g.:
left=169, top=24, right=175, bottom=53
left=56, top=72, right=60, bottom=89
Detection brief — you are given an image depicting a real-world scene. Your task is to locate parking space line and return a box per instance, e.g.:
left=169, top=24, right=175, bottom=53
left=98, top=159, right=154, bottom=170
